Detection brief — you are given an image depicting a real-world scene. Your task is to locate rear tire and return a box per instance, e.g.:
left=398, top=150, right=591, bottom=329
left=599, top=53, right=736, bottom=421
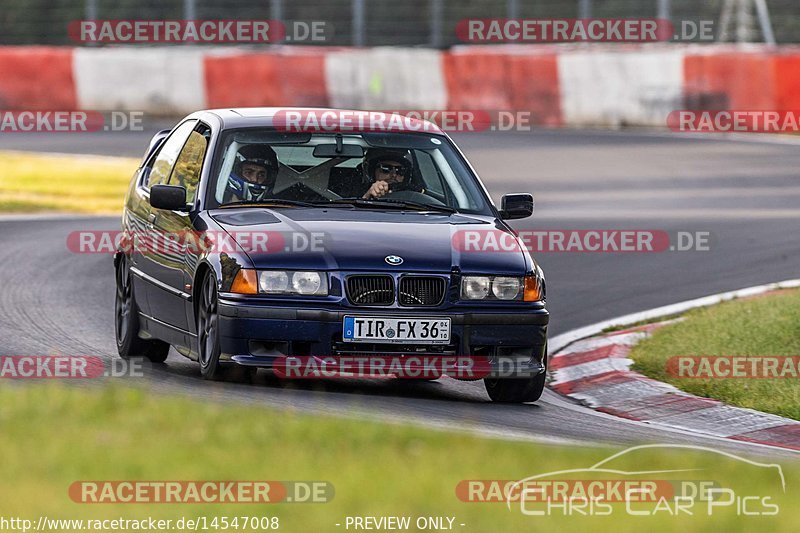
left=115, top=255, right=169, bottom=363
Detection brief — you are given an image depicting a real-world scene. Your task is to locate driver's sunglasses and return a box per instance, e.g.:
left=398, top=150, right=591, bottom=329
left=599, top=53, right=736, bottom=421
left=377, top=163, right=407, bottom=176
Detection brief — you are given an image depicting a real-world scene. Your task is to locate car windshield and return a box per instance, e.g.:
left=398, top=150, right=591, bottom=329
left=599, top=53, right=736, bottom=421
left=208, top=129, right=492, bottom=215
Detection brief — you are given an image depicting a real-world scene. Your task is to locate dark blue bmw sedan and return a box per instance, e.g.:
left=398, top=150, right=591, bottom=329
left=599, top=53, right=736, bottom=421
left=115, top=108, right=548, bottom=402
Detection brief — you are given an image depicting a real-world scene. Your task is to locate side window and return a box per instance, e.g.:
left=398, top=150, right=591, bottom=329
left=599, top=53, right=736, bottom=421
left=169, top=125, right=210, bottom=203
left=415, top=150, right=445, bottom=195
left=146, top=121, right=197, bottom=189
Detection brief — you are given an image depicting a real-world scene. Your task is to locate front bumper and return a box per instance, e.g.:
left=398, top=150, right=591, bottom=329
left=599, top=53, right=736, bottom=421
left=217, top=299, right=549, bottom=376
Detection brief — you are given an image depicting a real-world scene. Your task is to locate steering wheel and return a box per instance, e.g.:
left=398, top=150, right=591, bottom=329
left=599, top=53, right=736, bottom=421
left=385, top=189, right=447, bottom=206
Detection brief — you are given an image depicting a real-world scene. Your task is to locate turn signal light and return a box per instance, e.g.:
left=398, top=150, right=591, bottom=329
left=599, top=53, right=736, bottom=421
left=230, top=269, right=258, bottom=295
left=523, top=275, right=543, bottom=302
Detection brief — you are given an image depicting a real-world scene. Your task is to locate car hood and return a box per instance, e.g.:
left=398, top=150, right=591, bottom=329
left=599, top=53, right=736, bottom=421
left=210, top=208, right=530, bottom=274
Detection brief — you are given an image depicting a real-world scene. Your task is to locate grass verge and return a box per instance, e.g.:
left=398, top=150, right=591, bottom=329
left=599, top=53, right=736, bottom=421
left=0, top=151, right=135, bottom=214
left=631, top=289, right=800, bottom=420
left=0, top=383, right=797, bottom=532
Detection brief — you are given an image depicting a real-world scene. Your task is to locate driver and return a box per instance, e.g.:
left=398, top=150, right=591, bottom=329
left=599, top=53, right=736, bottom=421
left=360, top=148, right=418, bottom=199
left=224, top=144, right=279, bottom=203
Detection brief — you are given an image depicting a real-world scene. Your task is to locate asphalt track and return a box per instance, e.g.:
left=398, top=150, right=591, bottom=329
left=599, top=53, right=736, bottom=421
left=1, top=125, right=799, bottom=457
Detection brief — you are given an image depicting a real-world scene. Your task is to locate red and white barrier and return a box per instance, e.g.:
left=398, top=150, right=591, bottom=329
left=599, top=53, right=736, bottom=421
left=551, top=322, right=800, bottom=451
left=204, top=47, right=329, bottom=108
left=0, top=47, right=76, bottom=110
left=558, top=49, right=685, bottom=127
left=73, top=47, right=207, bottom=114
left=325, top=48, right=447, bottom=110
left=1, top=44, right=799, bottom=127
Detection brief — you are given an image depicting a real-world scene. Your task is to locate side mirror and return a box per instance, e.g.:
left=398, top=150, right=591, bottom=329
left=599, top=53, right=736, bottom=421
left=150, top=184, right=188, bottom=211
left=500, top=193, right=534, bottom=220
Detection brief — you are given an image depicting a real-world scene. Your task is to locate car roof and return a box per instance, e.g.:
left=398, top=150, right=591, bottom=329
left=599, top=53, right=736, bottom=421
left=186, top=107, right=446, bottom=135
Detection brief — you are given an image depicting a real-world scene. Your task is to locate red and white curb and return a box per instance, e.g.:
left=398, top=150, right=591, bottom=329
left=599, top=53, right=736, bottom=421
left=548, top=279, right=800, bottom=452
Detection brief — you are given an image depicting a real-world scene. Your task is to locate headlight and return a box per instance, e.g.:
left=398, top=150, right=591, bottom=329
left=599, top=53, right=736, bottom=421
left=461, top=275, right=541, bottom=302
left=258, top=270, right=328, bottom=296
left=259, top=271, right=289, bottom=293
left=461, top=276, right=491, bottom=300
left=492, top=277, right=521, bottom=300
left=292, top=271, right=323, bottom=295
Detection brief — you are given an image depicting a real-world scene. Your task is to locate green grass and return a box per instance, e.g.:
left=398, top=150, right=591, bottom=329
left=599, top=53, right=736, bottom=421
left=631, top=289, right=800, bottom=420
left=1, top=383, right=798, bottom=532
left=0, top=151, right=135, bottom=214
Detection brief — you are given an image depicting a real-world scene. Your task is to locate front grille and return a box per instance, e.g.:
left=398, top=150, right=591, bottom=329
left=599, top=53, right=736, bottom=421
left=346, top=275, right=394, bottom=305
left=399, top=276, right=446, bottom=307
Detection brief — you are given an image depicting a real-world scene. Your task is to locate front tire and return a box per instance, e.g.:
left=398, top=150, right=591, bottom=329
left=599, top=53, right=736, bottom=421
left=197, top=271, right=255, bottom=383
left=198, top=271, right=227, bottom=380
left=483, top=346, right=547, bottom=403
left=484, top=374, right=546, bottom=403
left=115, top=255, right=169, bottom=363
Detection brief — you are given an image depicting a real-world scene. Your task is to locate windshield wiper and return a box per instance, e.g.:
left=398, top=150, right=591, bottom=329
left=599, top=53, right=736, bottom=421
left=319, top=198, right=456, bottom=214
left=219, top=199, right=317, bottom=209
left=380, top=199, right=457, bottom=214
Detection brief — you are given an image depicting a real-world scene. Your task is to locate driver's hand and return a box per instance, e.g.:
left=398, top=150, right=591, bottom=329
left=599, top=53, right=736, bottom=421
left=363, top=181, right=390, bottom=199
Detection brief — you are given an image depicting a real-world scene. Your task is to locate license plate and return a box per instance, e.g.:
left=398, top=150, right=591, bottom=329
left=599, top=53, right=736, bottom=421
left=343, top=316, right=451, bottom=344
